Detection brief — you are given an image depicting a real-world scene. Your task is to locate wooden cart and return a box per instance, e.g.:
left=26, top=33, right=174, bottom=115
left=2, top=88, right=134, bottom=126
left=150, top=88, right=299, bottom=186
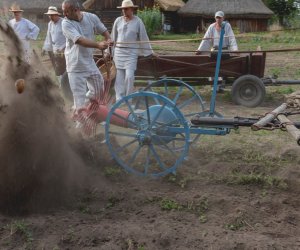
left=135, top=52, right=267, bottom=107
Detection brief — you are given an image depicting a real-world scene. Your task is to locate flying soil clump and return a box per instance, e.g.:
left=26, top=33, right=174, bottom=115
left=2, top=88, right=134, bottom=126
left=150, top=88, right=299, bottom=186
left=0, top=21, right=92, bottom=215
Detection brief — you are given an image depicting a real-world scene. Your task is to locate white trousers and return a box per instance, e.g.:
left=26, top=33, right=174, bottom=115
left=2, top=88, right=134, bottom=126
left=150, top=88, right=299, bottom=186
left=21, top=39, right=31, bottom=63
left=68, top=71, right=104, bottom=111
left=114, top=68, right=135, bottom=102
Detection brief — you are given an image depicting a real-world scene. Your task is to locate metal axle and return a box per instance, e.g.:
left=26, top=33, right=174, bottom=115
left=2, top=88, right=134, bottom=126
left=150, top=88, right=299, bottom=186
left=191, top=116, right=300, bottom=129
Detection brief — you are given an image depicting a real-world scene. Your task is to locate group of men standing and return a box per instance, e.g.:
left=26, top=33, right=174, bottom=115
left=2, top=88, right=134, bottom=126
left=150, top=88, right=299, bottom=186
left=7, top=0, right=238, bottom=123
left=7, top=0, right=153, bottom=120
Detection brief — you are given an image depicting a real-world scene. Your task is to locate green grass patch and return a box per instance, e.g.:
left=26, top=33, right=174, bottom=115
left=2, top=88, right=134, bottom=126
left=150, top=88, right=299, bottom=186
left=225, top=172, right=288, bottom=189
left=104, top=166, right=122, bottom=177
left=273, top=86, right=295, bottom=95
left=3, top=220, right=33, bottom=247
left=158, top=197, right=209, bottom=223
left=160, top=198, right=182, bottom=211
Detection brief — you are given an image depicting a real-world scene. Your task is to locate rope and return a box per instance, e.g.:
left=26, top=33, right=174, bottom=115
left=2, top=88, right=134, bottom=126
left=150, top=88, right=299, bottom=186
left=113, top=35, right=236, bottom=44
left=110, top=45, right=300, bottom=54
left=113, top=26, right=300, bottom=45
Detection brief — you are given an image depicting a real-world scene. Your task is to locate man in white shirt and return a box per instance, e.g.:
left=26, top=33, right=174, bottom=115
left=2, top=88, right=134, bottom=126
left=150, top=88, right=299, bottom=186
left=8, top=4, right=40, bottom=62
left=61, top=0, right=111, bottom=118
left=112, top=0, right=153, bottom=102
left=42, top=6, right=71, bottom=100
left=195, top=11, right=238, bottom=55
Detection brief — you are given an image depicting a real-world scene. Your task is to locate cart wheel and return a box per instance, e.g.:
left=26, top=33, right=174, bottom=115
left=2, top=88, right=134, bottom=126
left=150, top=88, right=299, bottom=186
left=105, top=91, right=190, bottom=177
left=231, top=75, right=265, bottom=107
left=144, top=79, right=205, bottom=145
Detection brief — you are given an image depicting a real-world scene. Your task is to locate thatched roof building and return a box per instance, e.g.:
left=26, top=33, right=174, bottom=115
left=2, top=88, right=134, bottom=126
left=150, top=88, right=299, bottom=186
left=83, top=0, right=154, bottom=30
left=2, top=0, right=134, bottom=31
left=155, top=0, right=184, bottom=12
left=178, top=0, right=273, bottom=33
left=154, top=0, right=185, bottom=33
left=3, top=0, right=64, bottom=9
left=80, top=0, right=185, bottom=32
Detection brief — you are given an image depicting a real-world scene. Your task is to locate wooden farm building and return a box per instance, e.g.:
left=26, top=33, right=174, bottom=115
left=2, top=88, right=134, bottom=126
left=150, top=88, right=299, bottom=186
left=178, top=0, right=274, bottom=33
left=2, top=0, right=185, bottom=32
left=2, top=0, right=156, bottom=31
left=83, top=0, right=154, bottom=30
left=84, top=0, right=185, bottom=32
left=155, top=0, right=185, bottom=33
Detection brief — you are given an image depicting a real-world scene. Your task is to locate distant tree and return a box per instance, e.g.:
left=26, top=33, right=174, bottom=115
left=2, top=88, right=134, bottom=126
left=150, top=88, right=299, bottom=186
left=265, top=0, right=298, bottom=26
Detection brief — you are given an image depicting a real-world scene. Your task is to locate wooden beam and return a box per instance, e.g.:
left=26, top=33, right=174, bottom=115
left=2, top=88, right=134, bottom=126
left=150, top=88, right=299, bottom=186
left=82, top=0, right=95, bottom=10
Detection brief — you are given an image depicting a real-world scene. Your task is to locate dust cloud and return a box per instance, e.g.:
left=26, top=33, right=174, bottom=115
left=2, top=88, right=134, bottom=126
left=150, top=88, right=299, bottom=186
left=0, top=21, right=94, bottom=215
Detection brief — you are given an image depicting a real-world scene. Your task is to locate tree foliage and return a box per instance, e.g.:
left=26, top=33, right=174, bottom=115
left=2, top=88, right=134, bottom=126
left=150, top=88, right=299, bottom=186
left=265, top=0, right=298, bottom=26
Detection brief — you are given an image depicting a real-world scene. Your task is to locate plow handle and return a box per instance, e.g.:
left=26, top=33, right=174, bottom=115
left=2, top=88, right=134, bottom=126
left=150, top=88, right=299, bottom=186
left=277, top=114, right=300, bottom=145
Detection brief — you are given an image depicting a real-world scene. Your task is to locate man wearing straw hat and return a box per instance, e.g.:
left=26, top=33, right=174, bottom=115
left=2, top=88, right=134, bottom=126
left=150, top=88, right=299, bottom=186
left=195, top=11, right=238, bottom=55
left=8, top=4, right=40, bottom=62
left=111, top=0, right=153, bottom=102
left=42, top=6, right=72, bottom=100
left=61, top=0, right=112, bottom=122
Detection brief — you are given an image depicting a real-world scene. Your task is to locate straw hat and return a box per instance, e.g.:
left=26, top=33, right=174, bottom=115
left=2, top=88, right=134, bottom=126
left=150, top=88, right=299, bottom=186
left=44, top=6, right=61, bottom=15
left=117, top=0, right=138, bottom=9
left=9, top=4, right=23, bottom=12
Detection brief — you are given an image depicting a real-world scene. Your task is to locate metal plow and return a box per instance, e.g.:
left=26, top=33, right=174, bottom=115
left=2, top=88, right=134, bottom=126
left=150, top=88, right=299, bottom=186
left=80, top=22, right=300, bottom=177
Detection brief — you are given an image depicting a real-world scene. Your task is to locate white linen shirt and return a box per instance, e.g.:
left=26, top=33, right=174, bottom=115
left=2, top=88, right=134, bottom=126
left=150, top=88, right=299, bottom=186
left=198, top=22, right=238, bottom=51
left=43, top=18, right=66, bottom=53
left=8, top=17, right=39, bottom=62
left=62, top=12, right=107, bottom=73
left=112, top=16, right=153, bottom=70
left=8, top=17, right=39, bottom=41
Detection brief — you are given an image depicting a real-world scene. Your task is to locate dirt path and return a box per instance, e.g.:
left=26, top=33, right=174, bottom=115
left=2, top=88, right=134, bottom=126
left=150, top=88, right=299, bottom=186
left=1, top=33, right=300, bottom=249
left=1, top=91, right=300, bottom=249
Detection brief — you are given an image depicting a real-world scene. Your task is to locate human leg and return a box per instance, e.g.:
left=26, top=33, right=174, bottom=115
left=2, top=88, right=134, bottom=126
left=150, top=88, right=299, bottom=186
left=21, top=40, right=31, bottom=63
left=125, top=69, right=135, bottom=97
left=114, top=69, right=126, bottom=102
left=86, top=71, right=104, bottom=102
left=68, top=72, right=88, bottom=111
left=60, top=72, right=73, bottom=101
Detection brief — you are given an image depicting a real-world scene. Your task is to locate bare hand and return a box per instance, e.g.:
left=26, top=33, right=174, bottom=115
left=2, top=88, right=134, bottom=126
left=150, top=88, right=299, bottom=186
left=146, top=52, right=158, bottom=58
left=106, top=39, right=114, bottom=47
left=98, top=41, right=109, bottom=50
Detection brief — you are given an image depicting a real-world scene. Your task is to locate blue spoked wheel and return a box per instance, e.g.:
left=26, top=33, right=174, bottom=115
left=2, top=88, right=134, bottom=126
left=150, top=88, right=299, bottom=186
left=144, top=79, right=205, bottom=145
left=105, top=91, right=190, bottom=177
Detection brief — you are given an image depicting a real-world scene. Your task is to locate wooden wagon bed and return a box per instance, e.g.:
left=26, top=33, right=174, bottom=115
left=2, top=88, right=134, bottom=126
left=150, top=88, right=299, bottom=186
left=135, top=52, right=266, bottom=84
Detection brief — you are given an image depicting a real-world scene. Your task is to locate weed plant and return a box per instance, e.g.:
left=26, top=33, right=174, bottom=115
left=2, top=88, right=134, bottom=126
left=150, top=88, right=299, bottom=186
left=137, top=5, right=162, bottom=38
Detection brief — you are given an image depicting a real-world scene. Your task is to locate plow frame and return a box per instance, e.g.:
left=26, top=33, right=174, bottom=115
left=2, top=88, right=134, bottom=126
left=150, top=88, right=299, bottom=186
left=98, top=22, right=300, bottom=177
